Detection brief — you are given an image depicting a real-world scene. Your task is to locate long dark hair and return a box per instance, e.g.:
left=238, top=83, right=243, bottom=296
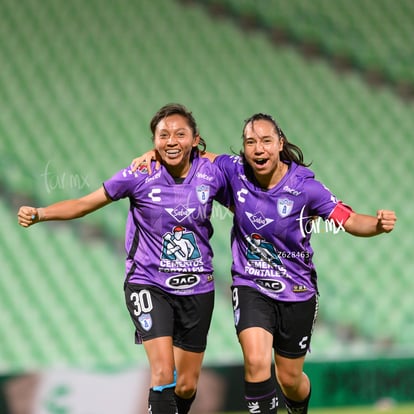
left=241, top=113, right=310, bottom=167
left=150, top=103, right=206, bottom=152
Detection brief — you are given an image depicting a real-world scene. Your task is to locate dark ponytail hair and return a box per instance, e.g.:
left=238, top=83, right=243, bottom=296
left=242, top=113, right=310, bottom=167
left=150, top=103, right=206, bottom=152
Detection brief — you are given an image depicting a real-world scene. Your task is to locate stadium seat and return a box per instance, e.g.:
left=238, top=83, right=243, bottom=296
left=1, top=0, right=413, bottom=372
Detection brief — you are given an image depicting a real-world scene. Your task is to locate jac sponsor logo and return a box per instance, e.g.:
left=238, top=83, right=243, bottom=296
left=166, top=274, right=200, bottom=289
left=255, top=278, right=286, bottom=292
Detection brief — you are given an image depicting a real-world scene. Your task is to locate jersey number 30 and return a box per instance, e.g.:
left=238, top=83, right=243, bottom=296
left=130, top=290, right=153, bottom=316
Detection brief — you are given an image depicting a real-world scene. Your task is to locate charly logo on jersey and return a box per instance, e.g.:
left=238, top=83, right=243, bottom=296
left=138, top=313, right=152, bottom=331
left=196, top=185, right=210, bottom=205
left=245, top=211, right=274, bottom=230
left=237, top=188, right=248, bottom=203
left=165, top=204, right=196, bottom=222
left=148, top=188, right=161, bottom=202
left=277, top=198, right=294, bottom=217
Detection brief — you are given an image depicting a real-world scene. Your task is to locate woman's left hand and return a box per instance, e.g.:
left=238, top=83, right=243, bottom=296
left=131, top=149, right=160, bottom=174
left=376, top=210, right=397, bottom=233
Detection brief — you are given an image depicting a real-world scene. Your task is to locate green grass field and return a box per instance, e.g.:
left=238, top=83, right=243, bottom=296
left=221, top=404, right=414, bottom=414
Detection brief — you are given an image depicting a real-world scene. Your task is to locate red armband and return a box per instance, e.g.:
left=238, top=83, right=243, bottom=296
left=328, top=202, right=353, bottom=226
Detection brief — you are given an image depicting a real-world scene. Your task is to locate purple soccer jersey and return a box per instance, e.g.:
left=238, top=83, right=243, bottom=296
left=103, top=155, right=228, bottom=295
left=215, top=154, right=348, bottom=302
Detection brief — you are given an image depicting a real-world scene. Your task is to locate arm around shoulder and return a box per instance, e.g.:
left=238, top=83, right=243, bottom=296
left=200, top=151, right=218, bottom=162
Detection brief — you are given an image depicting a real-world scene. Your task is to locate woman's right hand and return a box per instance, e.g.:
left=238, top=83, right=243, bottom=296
left=17, top=206, right=41, bottom=227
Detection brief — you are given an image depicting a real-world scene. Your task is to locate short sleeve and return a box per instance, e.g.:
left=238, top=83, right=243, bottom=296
left=306, top=179, right=345, bottom=221
left=214, top=154, right=240, bottom=180
left=103, top=167, right=142, bottom=201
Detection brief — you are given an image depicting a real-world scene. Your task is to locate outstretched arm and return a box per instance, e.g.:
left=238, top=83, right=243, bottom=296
left=344, top=210, right=396, bottom=237
left=17, top=187, right=112, bottom=228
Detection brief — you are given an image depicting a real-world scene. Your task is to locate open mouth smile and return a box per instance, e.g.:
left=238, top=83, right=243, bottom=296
left=165, top=150, right=181, bottom=158
left=254, top=158, right=268, bottom=166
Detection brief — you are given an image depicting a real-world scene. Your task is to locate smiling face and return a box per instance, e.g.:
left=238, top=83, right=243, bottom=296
left=243, top=118, right=286, bottom=188
left=153, top=114, right=200, bottom=178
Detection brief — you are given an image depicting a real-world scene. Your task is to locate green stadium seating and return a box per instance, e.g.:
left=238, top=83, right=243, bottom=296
left=199, top=0, right=414, bottom=84
left=1, top=0, right=413, bottom=373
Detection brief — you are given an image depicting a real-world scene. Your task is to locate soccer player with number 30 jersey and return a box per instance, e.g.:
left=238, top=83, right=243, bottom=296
left=18, top=103, right=229, bottom=414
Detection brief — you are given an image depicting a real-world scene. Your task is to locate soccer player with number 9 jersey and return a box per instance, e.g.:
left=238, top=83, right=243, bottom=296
left=212, top=113, right=397, bottom=414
